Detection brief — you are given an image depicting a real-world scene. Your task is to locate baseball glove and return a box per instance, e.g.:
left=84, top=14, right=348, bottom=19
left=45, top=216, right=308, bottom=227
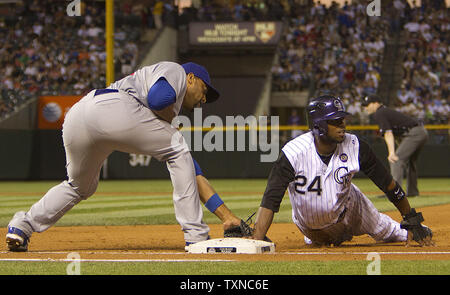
left=223, top=213, right=272, bottom=242
left=400, top=208, right=434, bottom=246
left=224, top=219, right=254, bottom=238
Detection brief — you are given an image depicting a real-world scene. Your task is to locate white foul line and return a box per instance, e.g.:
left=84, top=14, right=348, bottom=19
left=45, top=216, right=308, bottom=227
left=282, top=251, right=450, bottom=255
left=1, top=250, right=450, bottom=256
left=0, top=258, right=235, bottom=262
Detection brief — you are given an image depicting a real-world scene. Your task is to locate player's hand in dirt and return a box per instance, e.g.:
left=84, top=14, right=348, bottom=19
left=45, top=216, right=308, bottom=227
left=406, top=230, right=435, bottom=247
left=402, top=208, right=435, bottom=247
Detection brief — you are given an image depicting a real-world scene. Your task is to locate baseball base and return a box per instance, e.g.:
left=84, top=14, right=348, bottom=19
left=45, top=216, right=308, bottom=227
left=187, top=238, right=275, bottom=254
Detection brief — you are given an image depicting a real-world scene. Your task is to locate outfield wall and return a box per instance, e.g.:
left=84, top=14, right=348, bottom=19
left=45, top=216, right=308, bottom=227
left=0, top=130, right=449, bottom=180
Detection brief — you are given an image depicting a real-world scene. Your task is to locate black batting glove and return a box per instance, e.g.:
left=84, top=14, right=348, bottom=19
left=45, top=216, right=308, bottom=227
left=400, top=208, right=434, bottom=246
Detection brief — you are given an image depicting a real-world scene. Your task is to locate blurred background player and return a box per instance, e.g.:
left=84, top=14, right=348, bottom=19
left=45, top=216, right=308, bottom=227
left=362, top=94, right=428, bottom=198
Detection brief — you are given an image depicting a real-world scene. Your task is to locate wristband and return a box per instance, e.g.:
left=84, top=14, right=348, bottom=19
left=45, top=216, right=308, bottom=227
left=385, top=182, right=406, bottom=203
left=204, top=193, right=224, bottom=213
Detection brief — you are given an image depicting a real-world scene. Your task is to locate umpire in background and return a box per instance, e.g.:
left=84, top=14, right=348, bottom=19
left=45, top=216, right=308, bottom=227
left=362, top=94, right=428, bottom=197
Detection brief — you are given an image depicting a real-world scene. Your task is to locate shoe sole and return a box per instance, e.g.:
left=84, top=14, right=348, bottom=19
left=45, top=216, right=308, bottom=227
left=6, top=233, right=28, bottom=252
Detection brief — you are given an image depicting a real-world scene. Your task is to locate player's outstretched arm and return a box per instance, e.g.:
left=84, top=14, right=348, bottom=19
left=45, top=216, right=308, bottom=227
left=196, top=173, right=241, bottom=229
left=253, top=207, right=274, bottom=240
left=386, top=180, right=435, bottom=247
left=192, top=158, right=243, bottom=231
left=359, top=139, right=434, bottom=247
left=252, top=152, right=293, bottom=241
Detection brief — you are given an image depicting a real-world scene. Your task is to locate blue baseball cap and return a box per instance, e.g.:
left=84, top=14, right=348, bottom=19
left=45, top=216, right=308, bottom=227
left=181, top=62, right=220, bottom=103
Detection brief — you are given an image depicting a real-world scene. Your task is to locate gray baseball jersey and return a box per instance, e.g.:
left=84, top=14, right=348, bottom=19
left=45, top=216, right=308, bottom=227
left=261, top=131, right=407, bottom=246
left=8, top=61, right=209, bottom=245
left=109, top=61, right=186, bottom=115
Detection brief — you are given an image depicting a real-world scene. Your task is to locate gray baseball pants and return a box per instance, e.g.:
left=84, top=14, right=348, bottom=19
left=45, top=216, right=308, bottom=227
left=390, top=125, right=428, bottom=196
left=8, top=90, right=209, bottom=244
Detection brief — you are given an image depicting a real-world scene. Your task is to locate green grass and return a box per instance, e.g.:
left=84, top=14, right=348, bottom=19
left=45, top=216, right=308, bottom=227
left=0, top=178, right=448, bottom=226
left=0, top=178, right=449, bottom=276
left=1, top=260, right=449, bottom=275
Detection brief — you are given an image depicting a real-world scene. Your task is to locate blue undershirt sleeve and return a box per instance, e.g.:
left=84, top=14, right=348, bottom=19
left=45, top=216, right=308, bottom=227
left=147, top=77, right=176, bottom=110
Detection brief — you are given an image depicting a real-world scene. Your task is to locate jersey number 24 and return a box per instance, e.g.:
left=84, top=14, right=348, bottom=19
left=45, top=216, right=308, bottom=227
left=294, top=175, right=322, bottom=195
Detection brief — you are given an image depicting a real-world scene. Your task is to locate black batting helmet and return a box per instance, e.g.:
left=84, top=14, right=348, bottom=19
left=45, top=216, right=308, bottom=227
left=306, top=95, right=350, bottom=137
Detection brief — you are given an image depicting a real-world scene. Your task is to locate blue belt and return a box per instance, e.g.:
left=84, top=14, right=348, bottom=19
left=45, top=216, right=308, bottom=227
left=94, top=89, right=119, bottom=96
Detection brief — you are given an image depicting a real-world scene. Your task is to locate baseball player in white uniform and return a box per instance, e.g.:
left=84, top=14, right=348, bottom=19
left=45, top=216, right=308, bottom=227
left=6, top=61, right=220, bottom=251
left=252, top=95, right=434, bottom=247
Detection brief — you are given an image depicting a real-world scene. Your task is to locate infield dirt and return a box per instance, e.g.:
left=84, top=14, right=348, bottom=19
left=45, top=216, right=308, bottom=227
left=1, top=204, right=449, bottom=261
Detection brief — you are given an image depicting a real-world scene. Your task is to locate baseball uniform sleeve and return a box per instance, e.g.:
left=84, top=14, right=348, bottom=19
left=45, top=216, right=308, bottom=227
left=260, top=151, right=295, bottom=212
left=147, top=77, right=176, bottom=111
left=358, top=138, right=393, bottom=192
left=192, top=158, right=203, bottom=176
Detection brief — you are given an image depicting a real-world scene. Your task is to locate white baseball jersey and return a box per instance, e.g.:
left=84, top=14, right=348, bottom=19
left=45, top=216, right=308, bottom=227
left=260, top=130, right=407, bottom=245
left=282, top=131, right=360, bottom=229
left=108, top=61, right=186, bottom=115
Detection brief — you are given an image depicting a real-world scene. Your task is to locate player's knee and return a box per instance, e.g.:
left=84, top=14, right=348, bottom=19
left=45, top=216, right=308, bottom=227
left=67, top=180, right=98, bottom=200
left=80, top=183, right=98, bottom=200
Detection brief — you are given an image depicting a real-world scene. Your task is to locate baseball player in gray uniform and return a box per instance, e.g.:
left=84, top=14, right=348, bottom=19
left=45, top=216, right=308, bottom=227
left=6, top=61, right=221, bottom=252
left=252, top=95, right=434, bottom=247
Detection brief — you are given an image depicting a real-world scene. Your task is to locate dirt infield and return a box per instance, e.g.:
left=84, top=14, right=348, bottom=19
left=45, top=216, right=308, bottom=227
left=1, top=204, right=450, bottom=261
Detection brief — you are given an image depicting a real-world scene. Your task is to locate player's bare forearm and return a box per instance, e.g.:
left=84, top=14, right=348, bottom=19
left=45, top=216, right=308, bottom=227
left=394, top=196, right=412, bottom=216
left=253, top=207, right=274, bottom=240
left=196, top=175, right=215, bottom=204
left=196, top=175, right=240, bottom=226
left=384, top=131, right=396, bottom=155
left=152, top=105, right=176, bottom=123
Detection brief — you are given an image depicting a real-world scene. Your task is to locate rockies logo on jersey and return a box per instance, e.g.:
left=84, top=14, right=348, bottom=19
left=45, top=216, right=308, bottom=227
left=334, top=166, right=353, bottom=190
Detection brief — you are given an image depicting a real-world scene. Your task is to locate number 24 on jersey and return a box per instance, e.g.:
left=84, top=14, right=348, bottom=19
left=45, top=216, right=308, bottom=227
left=294, top=175, right=322, bottom=196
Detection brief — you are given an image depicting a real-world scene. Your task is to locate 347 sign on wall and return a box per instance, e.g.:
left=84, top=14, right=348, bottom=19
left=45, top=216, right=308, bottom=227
left=129, top=154, right=152, bottom=167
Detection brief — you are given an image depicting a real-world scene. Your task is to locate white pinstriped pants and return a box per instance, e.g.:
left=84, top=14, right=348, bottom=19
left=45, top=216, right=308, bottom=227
left=294, top=184, right=407, bottom=246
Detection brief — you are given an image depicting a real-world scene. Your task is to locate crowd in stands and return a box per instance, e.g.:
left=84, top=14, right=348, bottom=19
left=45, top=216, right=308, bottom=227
left=272, top=0, right=448, bottom=126
left=0, top=0, right=292, bottom=119
left=1, top=0, right=448, bottom=128
left=394, top=0, right=449, bottom=125
left=272, top=1, right=390, bottom=125
left=177, top=0, right=290, bottom=25
left=0, top=0, right=142, bottom=119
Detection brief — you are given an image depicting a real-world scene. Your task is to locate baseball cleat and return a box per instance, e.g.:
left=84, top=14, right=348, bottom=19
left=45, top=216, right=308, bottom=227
left=6, top=227, right=29, bottom=252
left=185, top=235, right=210, bottom=252
left=185, top=242, right=194, bottom=252
left=304, top=236, right=313, bottom=245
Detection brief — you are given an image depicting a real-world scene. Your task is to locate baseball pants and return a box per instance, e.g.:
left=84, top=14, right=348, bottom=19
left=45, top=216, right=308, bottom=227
left=294, top=184, right=407, bottom=246
left=390, top=125, right=428, bottom=196
left=8, top=90, right=209, bottom=244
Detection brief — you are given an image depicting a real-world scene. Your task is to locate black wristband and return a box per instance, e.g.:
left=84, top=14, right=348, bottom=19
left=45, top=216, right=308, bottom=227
left=385, top=182, right=406, bottom=203
left=401, top=208, right=424, bottom=222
